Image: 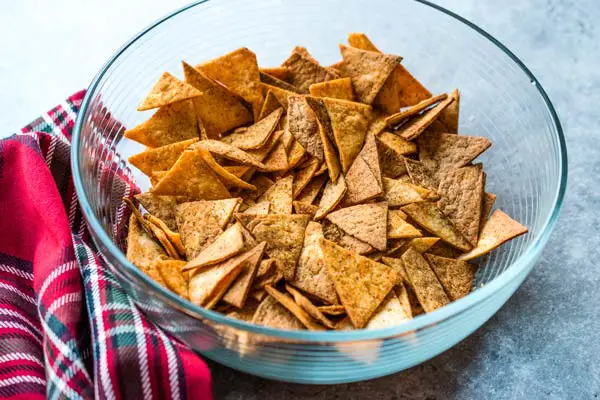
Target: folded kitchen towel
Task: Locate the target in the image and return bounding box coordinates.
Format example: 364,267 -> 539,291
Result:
0,91 -> 213,400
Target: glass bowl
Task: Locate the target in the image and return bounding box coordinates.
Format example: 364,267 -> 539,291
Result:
71,0 -> 567,384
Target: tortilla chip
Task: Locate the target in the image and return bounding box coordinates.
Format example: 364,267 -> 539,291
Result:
149,170 -> 167,187
396,94 -> 454,141
256,259 -> 277,279
347,32 -> 380,52
291,221 -> 338,304
126,215 -> 168,270
437,164 -> 485,245
326,202 -> 388,251
418,132 -> 492,172
182,62 -> 252,138
425,254 -> 476,301
296,174 -> 327,205
458,210 -> 528,261
323,97 -> 372,172
261,141 -> 289,172
480,192 -> 497,232
401,202 -> 472,252
401,248 -> 450,313
188,254 -> 245,309
304,96 -> 341,182
239,214 -> 310,280
128,138 -> 198,177
222,108 -> 282,150
244,201 -> 270,215
259,71 -> 302,93
251,263 -> 283,291
125,100 -> 198,148
196,48 -> 265,120
281,51 -> 339,93
249,289 -> 268,304
288,96 -> 324,161
251,294 -> 305,330
246,129 -> 285,162
259,83 -> 297,110
376,131 -> 417,156
293,159 -> 320,197
385,93 -> 448,126
377,147 -> 407,179
380,256 -> 407,285
341,135 -> 383,206
222,242 -> 267,308
292,201 -> 318,218
382,177 -> 432,207
403,158 -> 439,193
338,45 -> 401,104
144,214 -> 186,257
152,150 -> 231,200
285,284 -> 335,329
137,72 -> 201,111
321,220 -> 373,255
156,259 -> 188,299
193,140 -> 266,170
365,291 -> 411,329
196,147 -> 256,191
258,91 -> 283,121
135,193 -> 187,230
429,88 -> 460,134
388,210 -> 422,239
264,286 -> 325,330
260,67 -> 288,81
183,223 -> 245,272
318,305 -> 346,316
320,239 -> 397,328
314,175 -> 347,220
309,78 -> 355,101
246,175 -> 274,201
256,175 -> 293,214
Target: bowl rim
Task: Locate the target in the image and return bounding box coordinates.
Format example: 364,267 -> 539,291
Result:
71,0 -> 568,342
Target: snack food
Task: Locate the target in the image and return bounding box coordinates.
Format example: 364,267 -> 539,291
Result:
123,33 -> 527,332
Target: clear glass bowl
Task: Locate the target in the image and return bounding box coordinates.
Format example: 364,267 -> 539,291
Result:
71,0 -> 567,384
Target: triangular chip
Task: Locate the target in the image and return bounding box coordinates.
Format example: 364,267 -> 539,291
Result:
152,149 -> 231,200
429,88 -> 460,133
246,175 -> 275,201
458,210 -> 528,261
365,291 -> 411,329
309,78 -> 355,101
281,51 -> 339,93
246,130 -> 285,163
388,210 -> 422,239
418,132 -> 492,172
480,192 -> 497,232
251,294 -> 305,330
259,67 -> 288,81
183,223 -> 245,272
425,254 -> 476,301
401,248 -> 449,313
259,83 -> 296,110
285,284 -> 335,329
222,108 -> 282,150
342,133 -> 383,206
388,237 -> 440,257
377,146 -> 408,179
401,202 -> 472,252
376,131 -> 417,156
135,193 -> 188,230
222,242 -> 267,308
144,214 -> 186,257
296,174 -> 327,205
137,72 -> 201,111
382,177 -> 432,207
318,305 -> 346,316
437,164 -> 485,245
381,256 -> 407,285
256,175 -> 293,214
291,221 -> 338,305
261,141 -> 289,172
366,110 -> 389,138
244,201 -> 270,215
196,48 -> 265,120
196,147 -> 256,191
188,254 -> 245,309
288,96 -> 324,161
394,282 -> 414,320
156,260 -> 188,299
404,159 -> 439,195
321,220 -> 373,255
314,175 -> 347,220
339,44 -> 401,104
347,32 -> 380,52
182,62 -> 252,138
323,97 -> 372,172
264,286 -> 325,331
385,93 -> 448,126
125,100 -> 198,147
425,240 -> 462,259
128,138 -> 198,177
396,94 -> 455,141
293,158 -> 321,197
306,97 -> 342,182
258,91 -> 283,120
126,215 -> 168,271
249,289 -> 268,304
359,132 -> 383,188
285,140 -> 307,170
193,140 -> 266,170
292,201 -> 318,218
150,170 -> 168,187
326,202 -> 388,251
319,239 -> 398,328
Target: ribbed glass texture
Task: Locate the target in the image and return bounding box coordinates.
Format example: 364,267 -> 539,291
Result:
72,0 -> 567,383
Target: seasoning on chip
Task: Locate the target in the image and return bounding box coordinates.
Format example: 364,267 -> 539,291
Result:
128,138 -> 198,177
401,247 -> 450,313
137,72 -> 202,111
425,254 -> 476,301
309,78 -> 355,101
183,223 -> 245,272
327,202 -> 388,251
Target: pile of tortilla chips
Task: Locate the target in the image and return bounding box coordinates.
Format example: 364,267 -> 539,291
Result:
124,33 -> 528,332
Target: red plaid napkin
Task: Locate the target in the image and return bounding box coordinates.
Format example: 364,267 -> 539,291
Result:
0,91 -> 213,399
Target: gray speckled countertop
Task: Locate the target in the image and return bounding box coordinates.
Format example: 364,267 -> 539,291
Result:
207,1 -> 600,398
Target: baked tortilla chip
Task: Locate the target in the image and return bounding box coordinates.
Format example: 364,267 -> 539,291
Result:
137,72 -> 201,111
196,47 -> 265,120
314,175 -> 347,220
425,254 -> 476,301
365,291 -> 411,329
291,221 -> 338,304
222,241 -> 266,308
259,71 -> 302,93
292,201 -> 318,218
458,209 -> 528,261
260,67 -> 288,81
156,259 -> 189,299
286,140 -> 307,170
382,177 -> 432,207
296,174 -> 327,205
126,215 -> 169,271
251,294 -> 305,330
246,175 -> 274,201
193,140 -> 266,170
265,286 -> 325,331
135,193 -> 187,230
404,158 -> 439,193
401,202 -> 472,252
418,132 -> 492,172
376,131 -> 417,156
125,100 -> 198,147
339,44 -> 401,105
380,256 -> 407,285
260,83 -> 297,110
327,202 -> 388,251
262,141 -> 289,172
196,147 -> 256,191
319,239 -> 398,328
394,282 -> 414,319
309,77 -> 355,101
480,192 -> 497,232
240,214 -> 310,280
258,91 -> 283,120
281,51 -> 339,93
188,254 -> 245,309
144,214 -> 186,257
342,133 -> 383,206
256,175 -> 293,214
249,289 -> 268,303
285,284 -> 335,329
288,96 -> 324,161
293,158 -> 320,197
222,108 -> 282,150
183,223 -> 245,272
182,62 -> 252,138
152,150 -> 231,200
244,201 -> 270,215
388,210 -> 422,239
389,237 -> 440,257
437,164 -> 485,245
128,138 -> 198,177
318,305 -> 346,316
429,88 -> 460,134
306,97 -> 342,182
401,247 -> 450,313
347,32 -> 380,52
321,220 -> 374,255
377,147 -> 407,179
245,129 -> 285,162
323,97 -> 372,172
396,94 -> 454,141
385,93 -> 448,126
